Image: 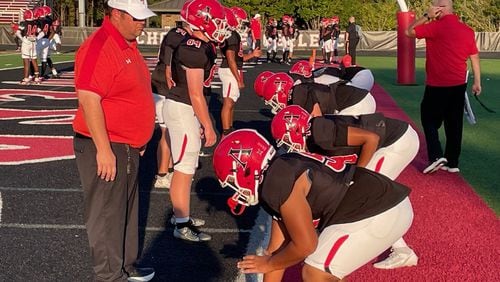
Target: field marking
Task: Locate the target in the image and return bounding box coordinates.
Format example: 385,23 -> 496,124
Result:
0,186 -> 229,196
0,223 -> 252,233
0,192 -> 2,223
0,60 -> 75,71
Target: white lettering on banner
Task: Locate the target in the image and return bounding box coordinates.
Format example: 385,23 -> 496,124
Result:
135,29 -> 348,49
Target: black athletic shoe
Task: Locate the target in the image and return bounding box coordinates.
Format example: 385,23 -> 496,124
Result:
127,267 -> 155,282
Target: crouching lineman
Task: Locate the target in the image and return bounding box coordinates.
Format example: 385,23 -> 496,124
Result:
213,129 -> 415,281
271,105 -> 420,269
289,58 -> 375,92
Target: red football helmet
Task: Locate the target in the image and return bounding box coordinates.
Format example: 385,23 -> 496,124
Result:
271,105 -> 311,152
342,54 -> 352,67
23,9 -> 34,21
331,16 -> 339,24
282,15 -> 291,24
34,7 -> 44,19
42,5 -> 52,16
321,17 -> 330,26
180,0 -> 193,22
230,6 -> 247,25
254,71 -> 275,98
182,0 -> 227,43
224,7 -> 238,31
213,129 -> 276,215
290,60 -> 313,78
262,72 -> 294,114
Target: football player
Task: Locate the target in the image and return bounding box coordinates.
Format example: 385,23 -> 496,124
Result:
265,17 -> 278,63
150,1 -> 193,189
164,0 -> 227,242
256,71 -> 376,116
17,9 -> 42,84
219,6 -> 261,138
330,16 -> 341,64
47,17 -> 61,78
289,59 -> 375,92
271,105 -> 420,269
280,15 -> 298,65
213,129 -> 414,281
320,17 -> 333,64
35,6 -> 53,79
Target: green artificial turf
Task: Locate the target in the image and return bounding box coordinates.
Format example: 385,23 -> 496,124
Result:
0,51 -> 75,69
360,56 -> 500,215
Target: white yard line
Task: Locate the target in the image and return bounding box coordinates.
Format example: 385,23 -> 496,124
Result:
0,223 -> 251,233
0,192 -> 2,223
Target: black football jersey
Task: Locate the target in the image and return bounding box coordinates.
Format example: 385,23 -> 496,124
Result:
290,81 -> 369,114
313,66 -> 345,78
19,20 -> 40,38
342,66 -> 366,81
259,153 -> 410,230
168,35 -> 217,104
321,25 -> 333,41
307,114 -> 409,155
220,30 -> 243,69
151,27 -> 190,96
39,17 -> 52,39
265,24 -> 278,39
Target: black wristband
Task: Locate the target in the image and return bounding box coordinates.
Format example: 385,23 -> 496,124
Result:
423,13 -> 431,21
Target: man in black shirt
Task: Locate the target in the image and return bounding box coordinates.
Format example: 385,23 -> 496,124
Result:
345,16 -> 360,65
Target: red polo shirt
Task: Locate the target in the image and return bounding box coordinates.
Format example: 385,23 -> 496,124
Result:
250,18 -> 262,40
415,14 -> 478,87
73,17 -> 155,148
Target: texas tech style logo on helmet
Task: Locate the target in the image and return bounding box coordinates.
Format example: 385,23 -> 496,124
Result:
213,129 -> 276,215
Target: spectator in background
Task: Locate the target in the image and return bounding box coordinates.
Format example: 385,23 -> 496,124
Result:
405,0 -> 481,174
345,16 -> 360,65
10,21 -> 20,51
250,13 -> 262,61
72,0 -> 156,280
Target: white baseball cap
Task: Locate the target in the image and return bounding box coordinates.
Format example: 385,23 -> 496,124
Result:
108,0 -> 156,20
254,14 -> 261,19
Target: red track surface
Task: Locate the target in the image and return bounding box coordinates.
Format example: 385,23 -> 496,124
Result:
283,83 -> 500,281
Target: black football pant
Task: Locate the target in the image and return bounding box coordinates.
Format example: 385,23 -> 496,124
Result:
421,84 -> 466,168
347,38 -> 359,64
74,136 -> 140,282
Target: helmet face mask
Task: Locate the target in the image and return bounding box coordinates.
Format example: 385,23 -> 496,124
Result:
262,73 -> 294,114
213,129 -> 276,215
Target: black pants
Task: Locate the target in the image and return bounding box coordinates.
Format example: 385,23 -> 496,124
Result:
421,84 -> 466,167
347,38 -> 359,64
74,136 -> 140,282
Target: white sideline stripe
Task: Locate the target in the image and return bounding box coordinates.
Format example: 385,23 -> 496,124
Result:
0,186 -> 229,196
0,223 -> 251,233
0,192 -> 2,223
235,208 -> 270,282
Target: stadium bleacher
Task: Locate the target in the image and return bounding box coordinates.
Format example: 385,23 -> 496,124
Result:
0,0 -> 35,24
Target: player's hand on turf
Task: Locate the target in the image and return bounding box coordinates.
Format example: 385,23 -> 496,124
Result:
96,150 -> 116,182
237,254 -> 272,274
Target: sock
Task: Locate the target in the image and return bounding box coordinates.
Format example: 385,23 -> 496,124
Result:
175,216 -> 190,224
